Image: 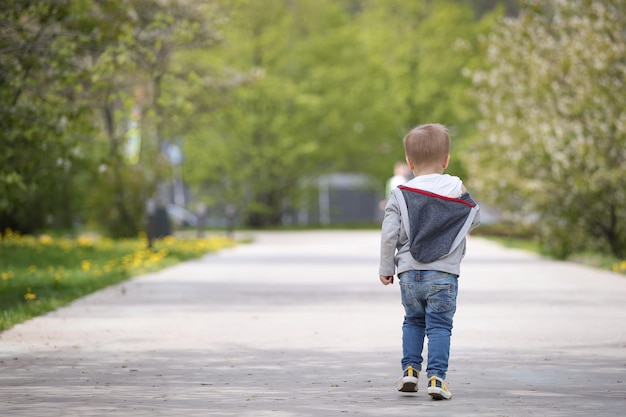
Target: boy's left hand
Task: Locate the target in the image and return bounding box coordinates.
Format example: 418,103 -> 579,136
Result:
379,275 -> 394,285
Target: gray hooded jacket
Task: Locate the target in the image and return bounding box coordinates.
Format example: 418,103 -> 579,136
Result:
379,185 -> 480,277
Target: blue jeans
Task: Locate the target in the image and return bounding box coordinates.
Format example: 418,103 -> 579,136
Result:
399,270 -> 458,380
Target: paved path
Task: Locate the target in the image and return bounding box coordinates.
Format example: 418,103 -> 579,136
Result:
1,231 -> 625,416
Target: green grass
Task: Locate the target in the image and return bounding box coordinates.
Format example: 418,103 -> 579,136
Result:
481,234 -> 626,276
568,252 -> 626,273
0,230 -> 235,332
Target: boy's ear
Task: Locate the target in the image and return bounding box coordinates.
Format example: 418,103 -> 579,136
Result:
443,154 -> 450,169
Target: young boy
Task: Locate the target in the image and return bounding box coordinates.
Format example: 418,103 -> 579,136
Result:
379,123 -> 480,400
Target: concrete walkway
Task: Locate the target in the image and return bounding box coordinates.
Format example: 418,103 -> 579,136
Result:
1,231 -> 625,416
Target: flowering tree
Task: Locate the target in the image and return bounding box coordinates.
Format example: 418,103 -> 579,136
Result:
466,0 -> 626,258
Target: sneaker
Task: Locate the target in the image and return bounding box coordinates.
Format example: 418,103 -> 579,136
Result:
427,376 -> 452,400
396,366 -> 419,392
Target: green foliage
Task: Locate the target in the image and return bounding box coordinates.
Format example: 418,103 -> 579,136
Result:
183,0 -> 497,227
466,0 -> 626,258
1,0 -> 225,236
83,165 -> 152,238
355,0 -> 501,179
0,1 -> 96,232
1,0 -> 507,232
185,0 -> 364,226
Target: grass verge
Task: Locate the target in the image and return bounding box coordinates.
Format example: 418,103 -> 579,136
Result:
483,235 -> 626,276
0,230 -> 235,332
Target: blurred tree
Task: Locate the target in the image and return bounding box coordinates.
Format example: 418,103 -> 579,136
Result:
356,0 -> 499,179
1,0 -> 503,232
184,0 -> 496,227
185,0 -> 376,227
0,0 -> 226,237
83,0 -> 225,237
466,0 -> 626,258
463,0 -> 519,17
0,1 -> 97,233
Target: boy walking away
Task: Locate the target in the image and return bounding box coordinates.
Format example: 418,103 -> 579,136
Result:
379,123 -> 480,400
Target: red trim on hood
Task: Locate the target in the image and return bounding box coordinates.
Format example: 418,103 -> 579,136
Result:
398,185 -> 476,208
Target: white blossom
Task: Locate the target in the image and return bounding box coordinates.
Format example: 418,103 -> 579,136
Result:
465,0 -> 626,257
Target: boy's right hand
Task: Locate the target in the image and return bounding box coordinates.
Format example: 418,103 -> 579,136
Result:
379,275 -> 394,285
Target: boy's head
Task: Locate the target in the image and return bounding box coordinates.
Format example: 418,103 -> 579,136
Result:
403,123 -> 450,172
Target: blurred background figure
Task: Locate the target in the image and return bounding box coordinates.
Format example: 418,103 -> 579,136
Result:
380,162 -> 412,211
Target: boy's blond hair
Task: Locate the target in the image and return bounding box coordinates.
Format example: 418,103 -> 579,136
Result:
403,123 -> 450,167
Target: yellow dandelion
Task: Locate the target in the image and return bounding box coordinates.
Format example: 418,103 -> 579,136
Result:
1,271 -> 14,281
38,234 -> 53,244
77,235 -> 95,247
4,228 -> 19,239
621,261 -> 626,271
24,288 -> 37,301
28,265 -> 37,273
81,260 -> 91,271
